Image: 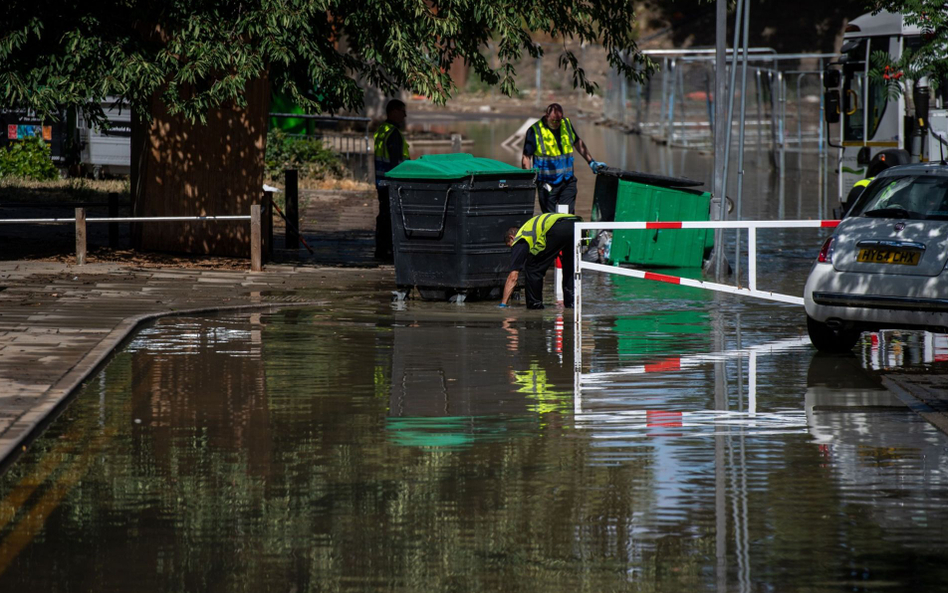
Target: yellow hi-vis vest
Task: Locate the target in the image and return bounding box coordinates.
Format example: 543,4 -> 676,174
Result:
853,178 -> 873,189
513,213 -> 579,255
373,122 -> 410,184
531,118 -> 576,185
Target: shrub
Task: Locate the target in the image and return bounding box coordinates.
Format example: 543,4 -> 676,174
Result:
0,136 -> 59,181
264,129 -> 347,182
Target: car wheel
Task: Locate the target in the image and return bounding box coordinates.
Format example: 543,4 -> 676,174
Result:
806,315 -> 861,353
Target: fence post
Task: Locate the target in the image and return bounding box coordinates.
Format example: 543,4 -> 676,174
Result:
75,207 -> 86,266
250,204 -> 262,272
108,193 -> 119,248
263,191 -> 274,261
535,53 -> 542,107
285,168 -> 299,249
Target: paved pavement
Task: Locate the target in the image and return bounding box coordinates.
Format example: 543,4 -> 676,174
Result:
0,261 -> 392,467
0,187 -> 394,467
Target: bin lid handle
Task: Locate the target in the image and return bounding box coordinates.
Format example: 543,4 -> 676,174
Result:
396,185 -> 453,236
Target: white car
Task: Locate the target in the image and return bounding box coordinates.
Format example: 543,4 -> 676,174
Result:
804,163 -> 948,352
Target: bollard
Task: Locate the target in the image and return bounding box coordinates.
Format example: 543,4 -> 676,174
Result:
555,204 -> 568,302
263,191 -> 274,261
75,207 -> 86,266
284,169 -> 299,250
451,133 -> 462,153
108,193 -> 119,248
250,204 -> 262,272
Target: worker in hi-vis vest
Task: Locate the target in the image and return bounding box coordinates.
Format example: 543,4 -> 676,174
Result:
499,213 -> 581,310
521,103 -> 606,214
373,99 -> 410,262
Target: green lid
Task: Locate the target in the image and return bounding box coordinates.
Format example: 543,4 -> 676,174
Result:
386,153 -> 534,180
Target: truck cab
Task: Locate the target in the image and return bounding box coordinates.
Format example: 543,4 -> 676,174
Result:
825,10 -> 947,206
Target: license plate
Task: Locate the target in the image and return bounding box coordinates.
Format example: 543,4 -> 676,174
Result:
856,248 -> 921,265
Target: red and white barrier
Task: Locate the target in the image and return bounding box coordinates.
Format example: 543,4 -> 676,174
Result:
571,219 -> 839,394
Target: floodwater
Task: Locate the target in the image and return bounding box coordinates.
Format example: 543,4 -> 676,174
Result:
2,121 -> 947,591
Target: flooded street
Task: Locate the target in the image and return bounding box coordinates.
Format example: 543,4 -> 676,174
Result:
0,283 -> 946,591
1,121 -> 947,591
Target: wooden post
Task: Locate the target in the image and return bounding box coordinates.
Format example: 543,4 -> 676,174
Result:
263,191 -> 273,261
285,169 -> 299,249
75,207 -> 86,266
250,204 -> 262,272
108,193 -> 119,248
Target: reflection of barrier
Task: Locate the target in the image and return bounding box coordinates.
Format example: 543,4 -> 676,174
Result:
577,335 -> 811,415
572,219 -> 839,391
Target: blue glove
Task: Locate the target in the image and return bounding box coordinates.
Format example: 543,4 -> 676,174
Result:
498,303 -> 509,308
590,160 -> 607,173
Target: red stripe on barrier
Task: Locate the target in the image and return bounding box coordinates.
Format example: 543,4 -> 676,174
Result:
644,271 -> 681,285
821,220 -> 840,228
644,357 -> 681,373
645,221 -> 683,229
646,410 -> 683,428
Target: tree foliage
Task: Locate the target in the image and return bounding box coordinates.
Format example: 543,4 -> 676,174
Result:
1,1 -> 655,124
0,135 -> 59,180
868,0 -> 948,94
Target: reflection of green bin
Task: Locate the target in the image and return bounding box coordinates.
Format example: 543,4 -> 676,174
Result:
593,169 -> 713,268
610,272 -> 711,362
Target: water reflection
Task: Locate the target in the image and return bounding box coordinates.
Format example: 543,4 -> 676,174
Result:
0,309 -> 945,592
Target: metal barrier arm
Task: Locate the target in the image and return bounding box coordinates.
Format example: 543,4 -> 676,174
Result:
0,211 -> 264,271
0,215 -> 252,224
581,260 -> 804,306
572,218 -> 840,399
573,219 -> 838,304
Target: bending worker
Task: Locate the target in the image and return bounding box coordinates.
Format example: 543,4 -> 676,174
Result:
373,99 -> 410,262
500,213 -> 580,310
521,103 -> 606,214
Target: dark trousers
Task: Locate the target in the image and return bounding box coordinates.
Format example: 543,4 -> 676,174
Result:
538,177 -> 577,214
375,187 -> 392,258
524,218 -> 576,309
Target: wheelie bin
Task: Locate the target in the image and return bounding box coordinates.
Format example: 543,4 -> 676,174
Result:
592,167 -> 714,268
384,153 -> 536,300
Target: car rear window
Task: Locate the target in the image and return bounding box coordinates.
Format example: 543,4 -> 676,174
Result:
852,175 -> 948,220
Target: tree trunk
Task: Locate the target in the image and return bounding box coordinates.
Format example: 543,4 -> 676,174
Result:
130,76 -> 270,257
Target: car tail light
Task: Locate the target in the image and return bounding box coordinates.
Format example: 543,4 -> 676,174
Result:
817,237 -> 835,263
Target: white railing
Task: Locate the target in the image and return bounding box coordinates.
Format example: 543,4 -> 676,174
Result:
571,219 -> 840,387
0,208 -> 264,271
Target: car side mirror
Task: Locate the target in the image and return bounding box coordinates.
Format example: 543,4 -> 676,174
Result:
824,90 -> 840,124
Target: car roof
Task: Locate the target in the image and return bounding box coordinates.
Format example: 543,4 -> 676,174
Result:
876,162 -> 948,178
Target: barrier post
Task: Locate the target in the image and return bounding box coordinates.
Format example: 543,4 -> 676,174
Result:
75,208 -> 86,266
748,226 -> 757,291
250,205 -> 262,272
555,204 -> 568,302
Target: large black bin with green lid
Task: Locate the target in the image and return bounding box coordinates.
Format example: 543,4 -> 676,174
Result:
383,153 -> 536,300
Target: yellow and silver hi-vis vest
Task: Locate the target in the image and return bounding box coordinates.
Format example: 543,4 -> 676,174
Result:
373,122 -> 410,186
531,118 -> 576,185
513,213 -> 579,255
